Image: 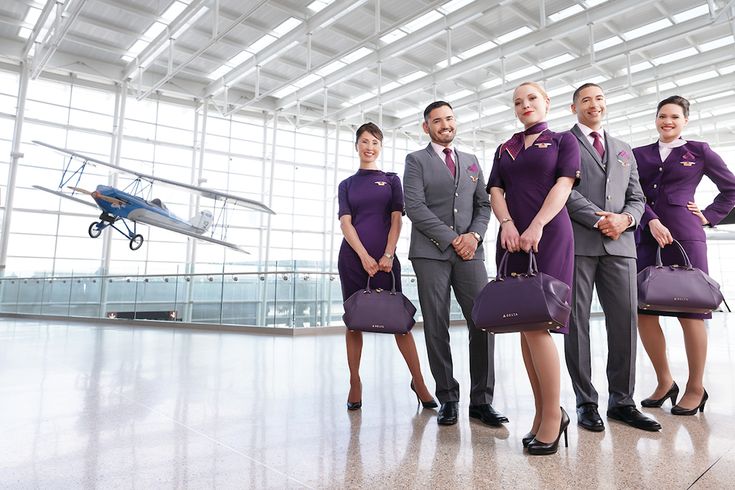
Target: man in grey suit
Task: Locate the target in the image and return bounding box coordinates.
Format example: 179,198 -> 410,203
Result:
404,101 -> 507,427
565,83 -> 661,432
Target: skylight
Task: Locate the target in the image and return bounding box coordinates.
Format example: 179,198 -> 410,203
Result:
395,107 -> 422,120
622,19 -> 673,41
549,5 -> 584,23
293,74 -> 321,88
403,10 -> 443,33
538,53 -> 575,70
205,18 -> 302,80
652,47 -> 698,66
398,71 -> 427,84
480,78 -> 502,90
438,0 -> 475,15
677,70 -> 718,85
583,0 -> 609,7
340,47 -> 373,64
316,60 -> 346,77
506,65 -> 540,82
593,36 -> 623,51
496,26 -> 533,44
435,56 -> 463,69
546,84 -> 575,98
460,40 -> 497,59
696,90 -> 735,103
626,61 -> 654,74
605,93 -> 635,104
307,0 -> 334,13
641,81 -> 677,94
122,1 -> 198,64
380,29 -> 407,45
447,89 -> 474,100
673,4 -> 709,23
700,36 -> 735,52
271,85 -> 299,99
18,6 -> 42,39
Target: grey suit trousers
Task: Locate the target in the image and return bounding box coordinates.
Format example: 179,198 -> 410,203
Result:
412,256 -> 495,405
564,254 -> 638,409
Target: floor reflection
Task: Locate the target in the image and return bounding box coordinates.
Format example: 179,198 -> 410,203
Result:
0,315 -> 733,488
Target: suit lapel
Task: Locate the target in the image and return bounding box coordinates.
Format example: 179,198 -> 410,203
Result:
603,131 -> 612,174
572,124 -> 605,171
426,143 -> 458,183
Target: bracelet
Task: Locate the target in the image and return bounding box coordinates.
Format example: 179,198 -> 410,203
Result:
383,253 -> 393,259
500,217 -> 513,227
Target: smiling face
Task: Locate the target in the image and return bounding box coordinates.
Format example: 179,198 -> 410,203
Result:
355,129 -> 381,165
422,104 -> 456,146
656,103 -> 688,143
513,83 -> 549,128
571,85 -> 606,130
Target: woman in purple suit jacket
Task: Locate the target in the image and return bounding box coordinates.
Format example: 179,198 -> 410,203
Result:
633,95 -> 735,416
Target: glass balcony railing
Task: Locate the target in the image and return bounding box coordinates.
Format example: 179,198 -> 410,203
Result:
0,267 -> 458,328
0,264 -> 618,329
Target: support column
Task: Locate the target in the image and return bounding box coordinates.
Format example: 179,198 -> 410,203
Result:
0,61 -> 30,277
184,99 -> 207,322
98,80 -> 127,316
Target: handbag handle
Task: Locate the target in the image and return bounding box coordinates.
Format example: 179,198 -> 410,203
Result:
655,239 -> 693,270
364,270 -> 397,293
496,250 -> 539,280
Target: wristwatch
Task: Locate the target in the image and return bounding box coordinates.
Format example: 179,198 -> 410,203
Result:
383,252 -> 393,259
470,232 -> 482,244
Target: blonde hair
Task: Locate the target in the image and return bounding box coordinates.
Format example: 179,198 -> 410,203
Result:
513,81 -> 549,101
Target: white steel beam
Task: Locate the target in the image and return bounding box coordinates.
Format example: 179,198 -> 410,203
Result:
334,0 -> 651,123
31,0 -> 88,79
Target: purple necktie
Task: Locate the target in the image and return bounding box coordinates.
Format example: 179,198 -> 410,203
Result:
590,131 -> 605,159
443,148 -> 456,177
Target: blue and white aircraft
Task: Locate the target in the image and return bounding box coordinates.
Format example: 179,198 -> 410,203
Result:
32,141 -> 274,253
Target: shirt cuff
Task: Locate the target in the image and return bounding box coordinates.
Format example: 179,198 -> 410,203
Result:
623,212 -> 636,229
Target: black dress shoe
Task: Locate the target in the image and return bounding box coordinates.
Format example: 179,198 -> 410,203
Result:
527,407 -> 570,456
607,405 -> 661,431
522,431 -> 536,448
641,382 -> 680,408
577,403 -> 604,432
468,404 -> 509,427
346,400 -> 362,411
437,401 -> 459,425
671,389 -> 708,416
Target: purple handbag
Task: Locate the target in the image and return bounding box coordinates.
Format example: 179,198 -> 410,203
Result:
638,240 -> 723,314
471,251 -> 571,334
342,271 -> 417,334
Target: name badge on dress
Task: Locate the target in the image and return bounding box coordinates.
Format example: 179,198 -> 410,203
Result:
680,161 -> 696,167
374,181 -> 388,186
534,143 -> 550,149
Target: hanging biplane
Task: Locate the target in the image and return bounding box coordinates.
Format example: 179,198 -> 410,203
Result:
32,140 -> 274,253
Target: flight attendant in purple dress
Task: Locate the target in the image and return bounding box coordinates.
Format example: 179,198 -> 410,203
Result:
338,122 -> 436,411
633,95 -> 735,415
487,82 -> 580,455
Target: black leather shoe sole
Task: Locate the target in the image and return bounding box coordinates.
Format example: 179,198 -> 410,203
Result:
577,419 -> 605,432
468,408 -> 507,427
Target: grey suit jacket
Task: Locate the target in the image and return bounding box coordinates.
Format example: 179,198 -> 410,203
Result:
566,124 -> 645,258
404,144 -> 490,260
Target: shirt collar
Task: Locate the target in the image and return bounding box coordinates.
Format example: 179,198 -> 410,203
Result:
577,122 -> 604,138
658,138 -> 687,149
430,141 -> 454,156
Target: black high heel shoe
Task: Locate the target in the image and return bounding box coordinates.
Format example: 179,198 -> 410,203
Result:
527,407 -> 569,456
346,400 -> 362,411
522,431 -> 536,448
641,382 -> 679,408
410,381 -> 438,409
671,389 -> 708,416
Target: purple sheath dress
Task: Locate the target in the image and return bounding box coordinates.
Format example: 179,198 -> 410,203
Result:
487,130 -> 581,334
337,169 -> 405,301
633,140 -> 735,319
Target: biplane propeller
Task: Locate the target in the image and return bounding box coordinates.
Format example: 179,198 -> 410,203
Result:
32,141 -> 275,253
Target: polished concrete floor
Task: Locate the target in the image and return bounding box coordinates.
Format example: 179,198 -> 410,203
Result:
1,315 -> 733,489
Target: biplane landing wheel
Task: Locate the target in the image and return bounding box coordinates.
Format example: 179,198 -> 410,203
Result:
88,222 -> 103,238
129,234 -> 144,250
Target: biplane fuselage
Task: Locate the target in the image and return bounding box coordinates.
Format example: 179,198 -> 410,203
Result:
91,185 -> 210,235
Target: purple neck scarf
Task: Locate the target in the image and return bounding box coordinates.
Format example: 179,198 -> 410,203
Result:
501,121 -> 549,160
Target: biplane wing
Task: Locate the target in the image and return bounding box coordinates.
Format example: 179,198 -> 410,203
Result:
33,185 -> 99,209
32,140 -> 275,214
132,214 -> 249,253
